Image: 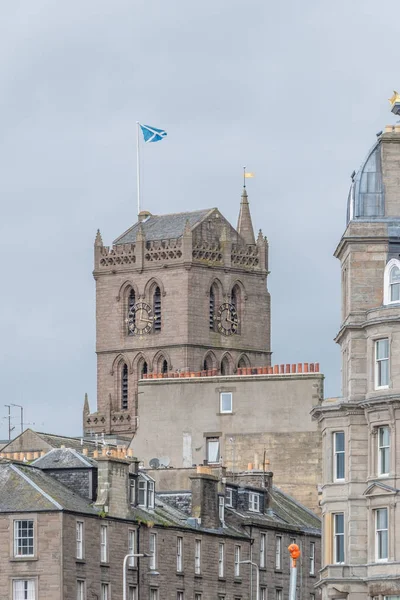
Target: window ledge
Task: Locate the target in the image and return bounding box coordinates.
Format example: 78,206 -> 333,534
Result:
234,577 -> 242,583
218,412 -> 234,416
176,571 -> 184,576
194,574 -> 202,579
218,577 -> 227,582
274,569 -> 283,573
100,562 -> 110,567
10,557 -> 38,562
76,559 -> 86,564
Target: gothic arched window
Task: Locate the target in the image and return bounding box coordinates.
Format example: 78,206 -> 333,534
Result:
221,356 -> 230,375
139,361 -> 148,379
238,354 -> 250,369
153,287 -> 161,332
121,363 -> 128,410
162,359 -> 168,374
127,289 -> 136,334
231,284 -> 242,334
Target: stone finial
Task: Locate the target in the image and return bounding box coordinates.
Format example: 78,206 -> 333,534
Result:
237,187 -> 255,245
183,219 -> 192,236
95,229 -> 103,246
220,225 -> 231,243
83,393 -> 90,415
136,222 -> 145,242
257,229 -> 264,244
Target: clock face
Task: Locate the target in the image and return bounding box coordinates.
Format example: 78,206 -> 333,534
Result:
127,302 -> 156,336
215,302 -> 239,336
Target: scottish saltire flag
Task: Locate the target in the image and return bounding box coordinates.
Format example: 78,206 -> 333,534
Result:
139,123 -> 167,143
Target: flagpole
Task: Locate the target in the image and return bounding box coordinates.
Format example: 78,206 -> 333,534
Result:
136,121 -> 141,216
243,165 -> 246,188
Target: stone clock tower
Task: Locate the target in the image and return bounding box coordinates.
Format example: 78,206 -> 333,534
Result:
84,188 -> 271,435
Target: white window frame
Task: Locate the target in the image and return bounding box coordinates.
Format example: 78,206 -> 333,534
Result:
138,479 -> 147,507
275,535 -> 282,570
260,532 -> 266,568
13,579 -> 36,600
206,437 -> 220,464
375,338 -> 389,389
129,478 -> 136,504
149,532 -> 157,570
260,588 -> 267,600
218,543 -> 225,577
249,492 -> 260,513
148,480 -> 155,509
234,545 -> 241,577
177,593 -> 184,600
219,496 -> 225,523
375,507 -> 389,562
333,431 -> 345,481
195,595 -> 202,600
226,488 -> 233,507
128,529 -> 136,567
76,521 -> 84,560
13,520 -> 34,558
177,536 -> 183,572
383,258 -> 400,305
333,512 -> 345,564
310,541 -> 315,575
100,525 -> 108,563
100,583 -> 110,600
76,580 -> 85,600
220,392 -> 233,413
150,590 -> 159,600
378,426 -> 390,476
195,539 -> 201,575
128,587 -> 137,600
276,590 -> 282,600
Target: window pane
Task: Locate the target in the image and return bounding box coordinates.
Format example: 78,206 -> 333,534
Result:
391,282 -> 400,301
390,266 -> 400,283
335,431 -> 344,452
376,339 -> 389,359
335,513 -> 344,534
380,426 -> 390,447
379,360 -> 389,386
207,439 -> 220,463
220,393 -> 232,412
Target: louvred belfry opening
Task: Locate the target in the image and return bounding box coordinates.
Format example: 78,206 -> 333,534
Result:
209,288 -> 215,330
154,287 -> 161,331
128,289 -> 135,334
121,363 -> 128,410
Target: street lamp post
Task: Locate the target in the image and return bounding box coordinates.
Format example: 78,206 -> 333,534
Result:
239,559 -> 259,600
123,552 -> 158,600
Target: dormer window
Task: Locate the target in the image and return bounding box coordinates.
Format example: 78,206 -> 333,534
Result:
248,492 -> 260,513
226,488 -> 233,507
138,475 -> 155,509
383,259 -> 400,305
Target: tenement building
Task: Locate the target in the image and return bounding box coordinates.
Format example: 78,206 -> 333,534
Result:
312,113 -> 400,597
0,444 -> 320,600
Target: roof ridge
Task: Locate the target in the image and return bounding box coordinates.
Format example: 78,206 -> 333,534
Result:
10,464 -> 63,510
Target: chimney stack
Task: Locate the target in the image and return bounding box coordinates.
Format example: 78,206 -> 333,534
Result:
95,455 -> 132,519
190,467 -> 220,529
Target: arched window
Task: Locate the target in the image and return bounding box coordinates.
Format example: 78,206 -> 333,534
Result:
230,284 -> 242,335
384,259 -> 400,305
221,356 -> 231,375
238,354 -> 250,369
121,363 -> 128,410
162,359 -> 168,374
209,287 -> 215,330
390,266 -> 400,302
153,287 -> 161,331
127,289 -> 136,334
139,361 -> 148,379
203,352 -> 216,372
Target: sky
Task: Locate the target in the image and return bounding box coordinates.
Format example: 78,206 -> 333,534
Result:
0,0 -> 399,438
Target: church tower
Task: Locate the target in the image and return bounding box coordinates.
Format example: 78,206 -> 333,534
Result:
312,102 -> 400,598
84,188 -> 270,435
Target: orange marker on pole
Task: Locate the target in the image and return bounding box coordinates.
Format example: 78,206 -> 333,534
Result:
288,544 -> 301,599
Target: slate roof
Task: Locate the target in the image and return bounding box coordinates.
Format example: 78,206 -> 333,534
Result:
31,447 -> 97,470
113,209 -> 214,245
1,429 -> 126,455
0,462 -> 98,515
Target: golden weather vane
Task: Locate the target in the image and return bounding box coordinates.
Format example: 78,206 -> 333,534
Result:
389,91 -> 400,116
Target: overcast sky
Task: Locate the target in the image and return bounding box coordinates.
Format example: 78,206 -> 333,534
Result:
0,0 -> 398,438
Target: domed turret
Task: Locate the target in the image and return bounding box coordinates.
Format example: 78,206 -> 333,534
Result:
347,126 -> 400,225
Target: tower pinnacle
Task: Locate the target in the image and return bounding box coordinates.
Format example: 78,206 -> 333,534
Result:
237,186 -> 255,245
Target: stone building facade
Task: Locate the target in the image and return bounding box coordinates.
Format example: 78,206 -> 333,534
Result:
0,445 -> 320,600
85,189 -> 270,435
132,367 -> 323,511
312,123 -> 400,598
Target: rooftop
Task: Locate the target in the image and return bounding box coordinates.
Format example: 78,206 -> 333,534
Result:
113,208 -> 214,244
